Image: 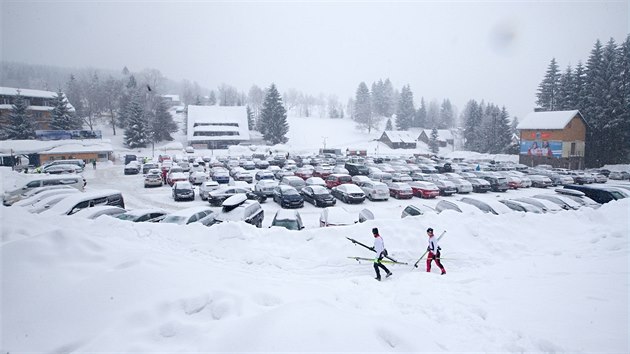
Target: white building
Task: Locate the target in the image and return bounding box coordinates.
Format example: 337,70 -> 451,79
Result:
186,105 -> 250,149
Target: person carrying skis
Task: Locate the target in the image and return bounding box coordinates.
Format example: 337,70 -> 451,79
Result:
372,227 -> 392,281
426,228 -> 446,275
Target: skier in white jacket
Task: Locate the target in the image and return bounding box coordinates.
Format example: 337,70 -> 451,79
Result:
372,227 -> 392,281
426,227 -> 446,275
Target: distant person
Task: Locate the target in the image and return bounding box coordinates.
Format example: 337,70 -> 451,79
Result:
426,228 -> 446,275
372,227 -> 392,281
92,160 -> 97,169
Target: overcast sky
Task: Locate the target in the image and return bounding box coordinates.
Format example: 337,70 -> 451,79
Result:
2,0 -> 628,120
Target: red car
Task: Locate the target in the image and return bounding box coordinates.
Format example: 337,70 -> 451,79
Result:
388,182 -> 413,199
295,168 -> 313,180
409,181 -> 440,199
325,173 -> 353,189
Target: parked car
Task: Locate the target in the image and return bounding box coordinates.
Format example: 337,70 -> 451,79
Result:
528,175 -> 553,188
172,181 -> 195,201
124,161 -> 141,175
199,180 -> 220,200
280,175 -> 307,191
351,175 -> 372,187
167,172 -> 188,186
568,171 -> 594,184
435,199 -> 482,214
499,199 -> 544,213
481,176 -> 509,192
270,209 -> 304,230
391,173 -> 412,183
464,177 -> 492,193
533,194 -> 582,210
255,170 -> 275,181
401,204 -> 436,218
213,194 -> 264,228
345,163 -> 369,176
325,173 -> 353,189
41,159 -> 86,170
40,189 -> 124,216
255,160 -> 270,169
3,175 -> 86,206
305,176 -> 326,187
234,171 -> 254,183
368,172 -> 393,185
459,197 -> 512,215
447,178 -> 473,194
254,179 -> 279,197
331,184 -> 366,204
11,185 -> 79,207
388,182 -> 413,199
512,196 -> 563,213
212,170 -> 231,184
115,208 -> 167,222
27,193 -> 79,214
300,185 -> 336,207
189,171 -> 207,185
294,167 -> 313,180
161,206 -> 215,225
563,184 -> 628,204
207,186 -> 264,206
432,180 -> 458,196
142,162 -> 159,174
71,205 -> 126,219
319,206 -> 357,227
359,180 -> 390,201
548,173 -> 574,186
144,172 -> 163,188
408,181 -> 440,199
313,165 -> 334,179
554,189 -> 601,209
272,185 -> 304,208
42,164 -> 83,174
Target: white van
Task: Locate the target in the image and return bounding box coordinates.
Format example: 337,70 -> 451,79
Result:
3,175 -> 86,206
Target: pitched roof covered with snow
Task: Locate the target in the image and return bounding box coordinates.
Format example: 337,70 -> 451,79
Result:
186,105 -> 250,142
0,86 -> 75,112
0,139 -> 112,155
517,110 -> 583,130
382,131 -> 418,143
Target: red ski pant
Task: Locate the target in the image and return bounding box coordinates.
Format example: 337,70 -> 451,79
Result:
426,251 -> 445,273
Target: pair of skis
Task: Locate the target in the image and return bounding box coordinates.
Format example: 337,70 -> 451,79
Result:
346,237 -> 408,265
346,230 -> 447,268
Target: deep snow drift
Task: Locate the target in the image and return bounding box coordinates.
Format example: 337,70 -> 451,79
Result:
2,195 -> 628,352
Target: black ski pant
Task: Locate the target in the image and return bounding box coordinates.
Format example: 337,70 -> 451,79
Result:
374,258 -> 390,279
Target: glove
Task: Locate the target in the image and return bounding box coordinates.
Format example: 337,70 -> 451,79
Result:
438,246 -> 442,251
427,246 -> 431,251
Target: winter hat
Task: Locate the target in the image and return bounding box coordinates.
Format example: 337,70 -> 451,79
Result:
372,227 -> 379,235
427,227 -> 433,233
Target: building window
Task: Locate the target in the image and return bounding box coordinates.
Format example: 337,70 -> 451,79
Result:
570,142 -> 576,155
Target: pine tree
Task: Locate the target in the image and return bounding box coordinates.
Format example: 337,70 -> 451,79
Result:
536,58 -> 560,110
148,96 -> 178,142
556,65 -> 575,110
354,82 -> 376,133
246,105 -> 255,130
395,85 -> 415,130
123,92 -> 148,149
385,118 -> 393,130
598,38 -> 624,164
463,99 -> 483,152
259,84 -> 289,145
415,97 -> 427,128
429,128 -> 439,154
497,107 -> 513,153
208,91 -> 217,105
618,35 -> 630,163
5,90 -> 36,140
573,62 -> 587,112
118,75 -> 138,129
65,74 -> 85,125
584,39 -> 608,166
49,88 -> 75,130
439,99 -> 454,128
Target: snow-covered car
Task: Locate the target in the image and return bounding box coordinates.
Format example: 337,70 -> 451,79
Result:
533,194 -> 582,210
70,205 -> 126,219
207,187 -> 264,206
359,180 -> 390,201
512,197 -> 563,213
319,206 -> 357,227
351,175 -> 372,187
390,173 -> 412,183
124,161 -> 141,175
12,186 -> 79,207
254,179 -> 279,197
172,181 -> 195,201
272,185 -> 304,209
300,185 -> 336,207
280,176 -> 306,191
115,209 -> 167,222
160,206 -> 215,225
447,178 -> 473,194
167,172 -> 188,186
271,209 -> 304,230
213,194 -> 264,228
26,193 -> 77,214
388,182 -> 413,199
305,176 -> 326,187
464,177 -> 491,193
144,172 -> 163,188
459,197 -> 513,215
401,204 -> 436,218
331,184 -> 366,204
408,181 -> 440,199
40,189 -> 124,216
234,171 -> 254,183
42,164 -> 83,174
528,175 -> 553,188
294,168 -> 313,180
499,199 -> 544,213
189,171 -> 207,185
199,180 -> 221,200
255,170 -> 275,181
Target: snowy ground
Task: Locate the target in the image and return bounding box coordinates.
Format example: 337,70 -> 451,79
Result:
1,116 -> 629,353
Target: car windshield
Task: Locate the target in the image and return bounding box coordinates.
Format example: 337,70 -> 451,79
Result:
284,189 -> 299,195
273,219 -> 299,230
116,213 -> 139,221
312,188 -> 329,195
161,215 -> 188,224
